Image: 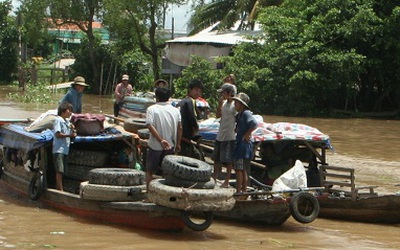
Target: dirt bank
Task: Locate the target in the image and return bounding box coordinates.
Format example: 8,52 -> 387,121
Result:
327,152 -> 400,193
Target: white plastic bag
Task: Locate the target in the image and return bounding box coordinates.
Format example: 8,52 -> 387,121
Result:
272,160 -> 307,191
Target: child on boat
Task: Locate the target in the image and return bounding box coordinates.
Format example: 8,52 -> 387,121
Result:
232,92 -> 258,196
53,102 -> 77,191
212,83 -> 237,188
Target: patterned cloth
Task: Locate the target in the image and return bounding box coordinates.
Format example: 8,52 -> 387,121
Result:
199,118 -> 332,147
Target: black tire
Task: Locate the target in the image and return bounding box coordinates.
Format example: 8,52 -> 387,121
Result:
29,173 -> 44,200
80,181 -> 145,201
137,128 -> 150,139
289,192 -> 320,224
68,149 -> 108,167
148,179 -> 235,212
124,118 -> 147,133
182,211 -> 213,231
88,168 -> 144,186
164,174 -> 215,189
66,164 -> 97,181
161,155 -> 212,182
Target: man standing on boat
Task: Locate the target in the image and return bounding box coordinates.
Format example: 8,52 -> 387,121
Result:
145,87 -> 182,189
114,74 -> 133,117
176,79 -> 204,160
212,83 -> 237,188
59,76 -> 88,114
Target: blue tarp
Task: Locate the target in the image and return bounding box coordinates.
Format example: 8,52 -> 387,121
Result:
0,124 -> 132,152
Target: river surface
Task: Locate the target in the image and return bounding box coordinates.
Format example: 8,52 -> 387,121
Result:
1,86 -> 399,249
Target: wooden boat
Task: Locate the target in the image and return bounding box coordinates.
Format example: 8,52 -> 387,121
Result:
317,165 -> 400,224
132,119 -> 328,226
0,118 -> 32,126
0,122 -> 219,231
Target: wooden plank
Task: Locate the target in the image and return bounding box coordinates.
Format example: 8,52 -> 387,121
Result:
323,172 -> 354,180
323,181 -> 353,187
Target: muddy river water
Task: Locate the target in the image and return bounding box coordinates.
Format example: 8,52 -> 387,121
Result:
1,86 -> 399,249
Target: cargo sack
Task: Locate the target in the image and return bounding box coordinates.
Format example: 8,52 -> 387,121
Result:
71,113 -> 105,135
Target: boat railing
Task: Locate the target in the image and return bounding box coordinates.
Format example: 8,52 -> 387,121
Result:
319,165 -> 378,201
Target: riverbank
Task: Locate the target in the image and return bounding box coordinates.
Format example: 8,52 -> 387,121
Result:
327,152 -> 400,193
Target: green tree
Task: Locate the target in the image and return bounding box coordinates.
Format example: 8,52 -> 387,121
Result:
181,0 -> 400,116
103,0 -> 186,81
19,0 -> 104,94
0,1 -> 18,83
188,0 -> 283,35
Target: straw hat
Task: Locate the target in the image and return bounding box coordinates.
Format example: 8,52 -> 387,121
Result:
122,74 -> 129,81
72,76 -> 89,87
232,92 -> 250,109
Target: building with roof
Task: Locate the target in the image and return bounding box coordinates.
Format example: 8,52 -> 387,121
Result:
163,22 -> 262,76
47,20 -> 110,55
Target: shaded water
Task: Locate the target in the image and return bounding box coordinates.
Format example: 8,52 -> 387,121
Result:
1,86 -> 400,249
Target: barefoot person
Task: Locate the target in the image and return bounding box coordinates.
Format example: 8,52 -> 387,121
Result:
232,93 -> 258,196
212,83 -> 237,187
52,102 -> 77,191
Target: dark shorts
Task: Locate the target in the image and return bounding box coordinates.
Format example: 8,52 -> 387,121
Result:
146,147 -> 174,172
53,153 -> 68,174
212,140 -> 235,164
234,158 -> 251,173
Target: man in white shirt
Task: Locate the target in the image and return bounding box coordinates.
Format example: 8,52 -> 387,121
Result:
145,87 -> 182,189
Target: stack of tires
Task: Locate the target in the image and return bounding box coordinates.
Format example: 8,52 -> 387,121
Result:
79,168 -> 146,202
67,149 -> 109,181
148,155 -> 236,230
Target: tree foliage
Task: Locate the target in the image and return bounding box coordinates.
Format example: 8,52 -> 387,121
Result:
19,0 -> 104,93
188,0 -> 282,35
103,0 -> 186,81
181,0 -> 400,116
0,1 -> 18,83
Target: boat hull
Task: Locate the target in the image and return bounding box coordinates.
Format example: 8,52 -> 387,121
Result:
0,165 -> 185,231
318,195 -> 400,224
214,198 -> 291,226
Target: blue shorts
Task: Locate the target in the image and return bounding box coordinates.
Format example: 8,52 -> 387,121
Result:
146,147 -> 174,172
212,140 -> 235,164
53,153 -> 68,174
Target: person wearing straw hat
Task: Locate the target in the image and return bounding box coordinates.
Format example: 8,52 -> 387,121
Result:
114,74 -> 133,117
59,76 -> 89,114
232,92 -> 258,197
153,79 -> 169,92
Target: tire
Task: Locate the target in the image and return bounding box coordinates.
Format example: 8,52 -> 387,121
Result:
137,128 -> 150,139
164,174 -> 215,189
88,168 -> 145,186
182,211 -> 213,231
124,118 -> 147,133
161,155 -> 212,182
68,149 -> 108,167
289,192 -> 320,224
66,164 -> 97,181
29,173 -> 44,200
80,181 -> 145,201
148,179 -> 235,212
